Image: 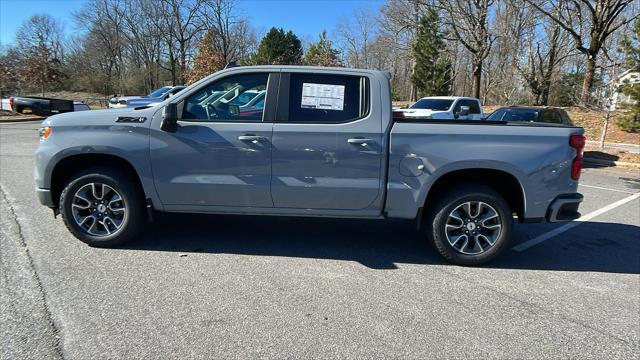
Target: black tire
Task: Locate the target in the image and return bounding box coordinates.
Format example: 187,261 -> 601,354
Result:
59,167 -> 145,247
426,184 -> 512,266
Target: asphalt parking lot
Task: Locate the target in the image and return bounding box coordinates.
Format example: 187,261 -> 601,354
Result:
1,121 -> 639,359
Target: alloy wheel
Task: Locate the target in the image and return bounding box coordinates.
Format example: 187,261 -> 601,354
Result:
444,201 -> 502,255
71,183 -> 127,237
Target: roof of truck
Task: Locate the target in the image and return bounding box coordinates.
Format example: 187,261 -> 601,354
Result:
190,65 -> 390,89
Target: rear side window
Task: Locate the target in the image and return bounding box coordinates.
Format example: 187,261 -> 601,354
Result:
286,73 -> 368,122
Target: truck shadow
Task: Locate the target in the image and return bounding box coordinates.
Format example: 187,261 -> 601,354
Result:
583,151 -> 619,169
123,213 -> 640,274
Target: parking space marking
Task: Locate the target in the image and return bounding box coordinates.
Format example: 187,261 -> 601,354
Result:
512,192 -> 640,252
579,183 -> 635,194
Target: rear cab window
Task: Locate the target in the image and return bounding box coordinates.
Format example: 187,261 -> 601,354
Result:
279,73 -> 369,123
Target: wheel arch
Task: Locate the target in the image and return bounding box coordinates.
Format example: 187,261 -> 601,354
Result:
422,168 -> 526,221
50,153 -> 148,210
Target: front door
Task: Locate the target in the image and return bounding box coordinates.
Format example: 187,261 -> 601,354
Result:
150,72 -> 276,208
270,72 -> 383,211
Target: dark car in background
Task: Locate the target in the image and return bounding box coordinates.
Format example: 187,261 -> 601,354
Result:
2,96 -> 91,116
486,106 -> 573,126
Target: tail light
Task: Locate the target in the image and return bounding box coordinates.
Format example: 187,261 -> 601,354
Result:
392,110 -> 405,120
8,97 -> 14,110
569,134 -> 585,180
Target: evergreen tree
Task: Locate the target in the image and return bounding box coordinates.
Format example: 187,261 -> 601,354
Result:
303,30 -> 342,67
411,8 -> 451,97
617,20 -> 640,132
247,28 -> 303,65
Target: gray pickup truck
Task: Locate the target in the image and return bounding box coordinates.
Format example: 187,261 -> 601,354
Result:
35,66 -> 585,265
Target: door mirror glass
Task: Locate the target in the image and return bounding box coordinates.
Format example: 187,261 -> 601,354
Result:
459,105 -> 470,116
161,103 -> 178,132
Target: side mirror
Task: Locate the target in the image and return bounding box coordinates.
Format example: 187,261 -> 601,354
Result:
459,106 -> 470,117
161,103 -> 178,132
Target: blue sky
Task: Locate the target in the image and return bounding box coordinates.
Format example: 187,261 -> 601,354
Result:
0,0 -> 384,47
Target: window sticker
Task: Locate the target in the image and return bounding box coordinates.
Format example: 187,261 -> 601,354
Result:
301,83 -> 345,111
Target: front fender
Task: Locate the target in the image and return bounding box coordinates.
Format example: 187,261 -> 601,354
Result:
35,123 -> 163,211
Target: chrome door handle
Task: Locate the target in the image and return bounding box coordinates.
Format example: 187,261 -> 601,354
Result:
347,138 -> 374,145
238,135 -> 265,141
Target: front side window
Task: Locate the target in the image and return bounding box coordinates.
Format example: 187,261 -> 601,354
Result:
287,73 -> 367,122
454,100 -> 481,115
183,73 -> 269,122
467,100 -> 481,114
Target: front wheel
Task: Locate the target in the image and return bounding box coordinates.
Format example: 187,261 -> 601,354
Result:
59,167 -> 145,247
427,185 -> 512,266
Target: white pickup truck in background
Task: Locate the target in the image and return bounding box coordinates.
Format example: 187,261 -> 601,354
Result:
397,96 -> 484,120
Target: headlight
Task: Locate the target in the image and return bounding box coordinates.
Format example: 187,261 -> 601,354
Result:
39,126 -> 52,142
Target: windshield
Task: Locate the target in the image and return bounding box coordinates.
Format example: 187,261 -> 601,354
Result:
410,99 -> 454,111
148,86 -> 172,98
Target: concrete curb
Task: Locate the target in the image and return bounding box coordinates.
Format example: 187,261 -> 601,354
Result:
584,157 -> 640,168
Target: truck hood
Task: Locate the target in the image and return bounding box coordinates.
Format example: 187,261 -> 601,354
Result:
398,109 -> 453,118
400,109 -> 435,116
43,107 -> 159,128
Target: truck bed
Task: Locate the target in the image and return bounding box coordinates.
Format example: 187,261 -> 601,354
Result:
385,120 -> 583,220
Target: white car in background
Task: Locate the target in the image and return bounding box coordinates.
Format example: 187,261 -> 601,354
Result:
108,86 -> 185,109
397,96 -> 484,120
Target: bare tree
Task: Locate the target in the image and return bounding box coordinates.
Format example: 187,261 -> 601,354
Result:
526,0 -> 638,105
158,0 -> 205,83
482,0 -> 535,104
199,0 -> 256,65
75,0 -> 128,93
439,0 -> 496,98
336,8 -> 377,68
520,17 -> 572,105
15,14 -> 65,61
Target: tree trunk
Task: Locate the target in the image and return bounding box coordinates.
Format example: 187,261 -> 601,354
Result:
581,55 -> 596,105
471,61 -> 482,98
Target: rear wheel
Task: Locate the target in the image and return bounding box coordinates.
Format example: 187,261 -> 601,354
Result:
426,185 -> 512,265
59,167 -> 145,247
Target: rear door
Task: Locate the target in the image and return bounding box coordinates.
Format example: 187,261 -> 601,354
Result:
270,72 -> 384,211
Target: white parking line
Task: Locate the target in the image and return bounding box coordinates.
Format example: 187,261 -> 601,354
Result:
579,184 -> 635,194
512,192 -> 640,252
